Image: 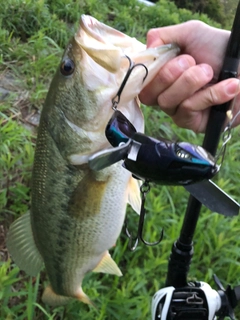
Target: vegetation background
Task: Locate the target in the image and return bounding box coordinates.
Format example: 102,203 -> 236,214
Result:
0,0 -> 240,319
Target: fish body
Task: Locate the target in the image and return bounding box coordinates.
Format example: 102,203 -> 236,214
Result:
7,15 -> 179,306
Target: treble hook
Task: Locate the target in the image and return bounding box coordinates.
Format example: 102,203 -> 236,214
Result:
112,55 -> 149,110
126,181 -> 164,251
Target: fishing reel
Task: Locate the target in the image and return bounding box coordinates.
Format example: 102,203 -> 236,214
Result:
151,276 -> 240,320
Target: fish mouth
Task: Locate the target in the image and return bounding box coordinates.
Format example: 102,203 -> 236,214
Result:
78,14 -> 146,57
79,15 -> 128,46
73,15 -> 180,137
80,15 -> 105,43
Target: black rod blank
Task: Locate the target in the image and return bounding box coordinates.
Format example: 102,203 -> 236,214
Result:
166,0 -> 240,287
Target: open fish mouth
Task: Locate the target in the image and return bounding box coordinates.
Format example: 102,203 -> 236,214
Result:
79,14 -> 146,50
75,15 -> 179,73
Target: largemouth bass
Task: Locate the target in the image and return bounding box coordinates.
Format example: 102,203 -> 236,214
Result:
7,15 -> 179,306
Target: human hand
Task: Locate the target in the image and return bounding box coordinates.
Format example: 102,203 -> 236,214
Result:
139,21 -> 240,132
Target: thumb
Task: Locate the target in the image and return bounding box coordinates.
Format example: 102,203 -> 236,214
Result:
146,20 -> 211,49
146,23 -> 187,48
147,22 -> 195,48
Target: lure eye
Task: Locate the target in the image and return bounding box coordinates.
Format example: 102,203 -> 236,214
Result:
60,58 -> 75,76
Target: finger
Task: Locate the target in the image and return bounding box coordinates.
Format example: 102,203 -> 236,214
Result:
146,21 -> 205,48
139,54 -> 196,106
146,23 -> 189,48
146,21 -> 230,74
157,64 -> 214,116
172,78 -> 240,132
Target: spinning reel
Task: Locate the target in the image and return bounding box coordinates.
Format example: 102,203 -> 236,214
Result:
152,276 -> 240,320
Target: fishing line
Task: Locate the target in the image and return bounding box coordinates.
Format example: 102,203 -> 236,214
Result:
215,82 -> 240,166
228,109 -> 240,127
227,79 -> 240,126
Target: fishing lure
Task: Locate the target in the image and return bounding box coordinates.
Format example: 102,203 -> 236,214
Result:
105,110 -> 218,185
90,53 -> 218,185
90,109 -> 219,250
100,106 -> 239,217
89,55 -> 239,251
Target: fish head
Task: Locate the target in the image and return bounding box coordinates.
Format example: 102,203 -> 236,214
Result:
43,15 -> 179,161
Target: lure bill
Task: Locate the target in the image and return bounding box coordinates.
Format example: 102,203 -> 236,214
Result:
185,180 -> 239,216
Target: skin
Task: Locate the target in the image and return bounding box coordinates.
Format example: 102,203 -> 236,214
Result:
139,20 -> 240,133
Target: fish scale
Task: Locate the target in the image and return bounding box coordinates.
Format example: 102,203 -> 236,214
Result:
6,14 -> 179,306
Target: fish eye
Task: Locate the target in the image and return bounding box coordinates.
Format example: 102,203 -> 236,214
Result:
60,58 -> 75,76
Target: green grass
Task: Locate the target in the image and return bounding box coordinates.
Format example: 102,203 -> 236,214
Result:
0,0 -> 240,319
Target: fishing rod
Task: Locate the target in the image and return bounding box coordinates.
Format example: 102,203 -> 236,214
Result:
152,1 -> 240,319
89,4 -> 240,317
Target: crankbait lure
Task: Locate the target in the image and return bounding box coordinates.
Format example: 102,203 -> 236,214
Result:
105,110 -> 218,185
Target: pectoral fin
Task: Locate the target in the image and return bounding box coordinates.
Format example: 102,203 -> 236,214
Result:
6,212 -> 43,276
127,176 -> 141,214
93,251 -> 122,276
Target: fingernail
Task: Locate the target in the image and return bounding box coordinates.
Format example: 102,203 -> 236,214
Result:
178,57 -> 190,70
200,64 -> 212,77
225,79 -> 240,96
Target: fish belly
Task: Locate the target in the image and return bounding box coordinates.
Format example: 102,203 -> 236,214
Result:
32,153 -> 129,297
